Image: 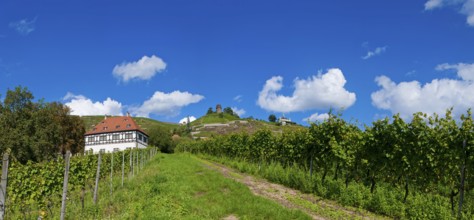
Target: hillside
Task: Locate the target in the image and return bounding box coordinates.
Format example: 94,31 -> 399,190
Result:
81,115 -> 181,133
190,113 -> 303,139
81,114 -> 303,140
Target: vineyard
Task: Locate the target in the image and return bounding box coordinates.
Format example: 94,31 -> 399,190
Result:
0,147 -> 157,219
177,109 -> 474,219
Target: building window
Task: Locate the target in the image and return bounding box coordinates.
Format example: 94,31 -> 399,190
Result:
88,137 -> 95,142
103,126 -> 108,131
138,134 -> 143,141
125,133 -> 133,139
116,125 -> 120,129
143,137 -> 148,143
112,134 -> 119,140
100,135 -> 106,141
126,124 -> 131,128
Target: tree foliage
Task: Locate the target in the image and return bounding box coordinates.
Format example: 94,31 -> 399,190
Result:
147,126 -> 175,153
206,107 -> 214,115
268,114 -> 276,122
0,86 -> 85,163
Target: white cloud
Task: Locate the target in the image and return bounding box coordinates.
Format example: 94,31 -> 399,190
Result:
233,95 -> 243,102
425,0 -> 444,10
179,116 -> 197,124
424,0 -> 474,26
63,93 -> 123,116
231,107 -> 246,117
257,68 -> 356,113
436,62 -> 474,81
9,17 -> 37,36
132,90 -> 204,117
303,113 -> 330,122
362,46 -> 387,60
112,55 -> 167,82
371,66 -> 474,119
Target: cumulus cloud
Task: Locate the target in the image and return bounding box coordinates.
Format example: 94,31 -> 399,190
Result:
424,0 -> 474,26
303,113 -> 330,122
371,63 -> 474,119
132,90 -> 204,117
9,17 -> 37,36
436,62 -> 474,81
113,55 -> 167,82
63,93 -> 123,116
257,68 -> 356,113
231,107 -> 246,117
362,46 -> 387,60
179,116 -> 197,124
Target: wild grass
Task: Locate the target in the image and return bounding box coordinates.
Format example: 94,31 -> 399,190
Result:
44,153 -> 311,219
200,154 -> 467,220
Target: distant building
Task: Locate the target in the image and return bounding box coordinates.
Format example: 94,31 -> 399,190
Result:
278,116 -> 295,126
84,114 -> 148,153
216,104 -> 222,113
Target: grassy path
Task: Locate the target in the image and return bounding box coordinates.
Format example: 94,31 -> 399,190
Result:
77,153 -> 311,219
200,158 -> 388,220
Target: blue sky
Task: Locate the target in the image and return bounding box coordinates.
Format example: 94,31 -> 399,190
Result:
1,0 -> 474,125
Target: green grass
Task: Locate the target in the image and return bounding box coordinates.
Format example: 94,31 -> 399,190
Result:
191,113 -> 241,125
61,153 -> 311,219
200,155 -> 394,220
81,115 -> 180,133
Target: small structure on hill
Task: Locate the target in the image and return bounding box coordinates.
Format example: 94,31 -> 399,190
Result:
278,116 -> 296,126
216,104 -> 222,113
84,113 -> 148,153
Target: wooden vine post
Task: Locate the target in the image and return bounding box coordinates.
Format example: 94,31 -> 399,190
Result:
122,151 -> 124,187
458,139 -> 467,219
60,151 -> 71,220
0,153 -> 10,220
93,151 -> 102,204
130,150 -> 133,178
110,152 -> 113,195
136,149 -> 139,174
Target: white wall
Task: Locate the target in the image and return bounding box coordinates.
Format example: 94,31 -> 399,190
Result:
85,141 -> 147,154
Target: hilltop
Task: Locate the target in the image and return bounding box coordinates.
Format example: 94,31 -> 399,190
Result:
81,115 -> 181,133
189,113 -> 303,139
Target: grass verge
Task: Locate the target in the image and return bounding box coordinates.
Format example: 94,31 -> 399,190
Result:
62,153 -> 311,219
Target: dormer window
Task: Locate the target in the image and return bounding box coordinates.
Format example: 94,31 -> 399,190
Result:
93,128 -> 96,131
116,125 -> 120,129
103,126 -> 108,131
126,124 -> 131,128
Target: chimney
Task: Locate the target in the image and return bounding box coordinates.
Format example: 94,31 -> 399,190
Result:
104,115 -> 107,120
127,112 -> 130,117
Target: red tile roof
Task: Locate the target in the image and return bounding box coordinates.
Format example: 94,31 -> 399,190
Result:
85,116 -> 147,136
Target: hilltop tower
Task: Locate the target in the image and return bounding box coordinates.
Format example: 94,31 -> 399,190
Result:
216,104 -> 222,113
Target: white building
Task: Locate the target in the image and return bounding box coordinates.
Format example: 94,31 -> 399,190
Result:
278,116 -> 295,126
84,115 -> 148,153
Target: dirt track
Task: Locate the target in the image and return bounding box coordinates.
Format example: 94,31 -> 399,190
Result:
202,160 -> 384,220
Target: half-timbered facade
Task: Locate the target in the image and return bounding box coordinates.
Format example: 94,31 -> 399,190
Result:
84,115 -> 148,153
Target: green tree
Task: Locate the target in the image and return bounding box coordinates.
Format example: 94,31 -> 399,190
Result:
0,86 -> 85,163
224,107 -> 234,115
268,114 -> 276,122
0,86 -> 37,162
148,126 -> 174,153
206,107 -> 214,115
